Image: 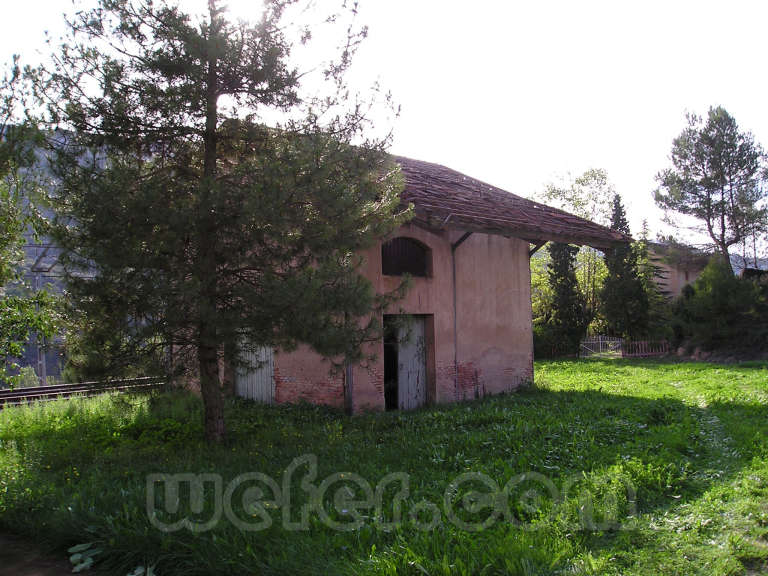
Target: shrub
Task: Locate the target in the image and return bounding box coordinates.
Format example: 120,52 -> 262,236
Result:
671,257 -> 768,351
533,321 -> 578,359
538,243 -> 590,357
16,366 -> 40,388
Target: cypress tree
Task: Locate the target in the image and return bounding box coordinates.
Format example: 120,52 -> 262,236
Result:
601,195 -> 648,339
546,242 -> 589,355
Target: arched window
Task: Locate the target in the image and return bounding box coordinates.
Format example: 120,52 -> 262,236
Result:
382,237 -> 431,277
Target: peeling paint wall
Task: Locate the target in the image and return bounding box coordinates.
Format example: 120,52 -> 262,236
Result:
452,231 -> 534,399
273,345 -> 345,407
257,222 -> 534,411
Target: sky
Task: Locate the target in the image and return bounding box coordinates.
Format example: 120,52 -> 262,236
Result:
2,0 -> 767,239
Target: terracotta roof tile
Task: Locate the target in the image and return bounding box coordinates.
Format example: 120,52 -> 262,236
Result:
395,156 -> 629,249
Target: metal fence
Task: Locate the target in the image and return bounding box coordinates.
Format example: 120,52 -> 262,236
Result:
580,336 -> 624,358
580,337 -> 670,359
621,340 -> 670,358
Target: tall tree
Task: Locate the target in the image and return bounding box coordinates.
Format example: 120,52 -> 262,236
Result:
529,250 -> 553,322
600,195 -> 648,339
546,242 -> 589,355
655,106 -> 767,274
539,169 -> 613,321
540,168 -> 614,227
635,220 -> 670,339
1,58 -> 58,387
38,0 -> 406,441
735,216 -> 768,271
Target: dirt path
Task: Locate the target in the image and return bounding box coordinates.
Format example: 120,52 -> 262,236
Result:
668,379 -> 740,478
0,534 -> 71,576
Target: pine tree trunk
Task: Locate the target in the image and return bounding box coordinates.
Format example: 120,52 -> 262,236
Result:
198,330 -> 225,442
718,242 -> 735,275
197,0 -> 225,443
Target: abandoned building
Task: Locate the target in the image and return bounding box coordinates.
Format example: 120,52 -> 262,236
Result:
648,242 -> 768,298
231,156 -> 627,411
648,242 -> 710,298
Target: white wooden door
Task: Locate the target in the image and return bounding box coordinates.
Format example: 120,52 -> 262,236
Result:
235,345 -> 275,403
397,317 -> 427,410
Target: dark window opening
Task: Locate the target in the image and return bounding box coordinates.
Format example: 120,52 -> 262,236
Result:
382,237 -> 430,277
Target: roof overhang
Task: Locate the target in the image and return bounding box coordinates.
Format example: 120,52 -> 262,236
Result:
395,156 -> 631,251
411,207 -> 630,251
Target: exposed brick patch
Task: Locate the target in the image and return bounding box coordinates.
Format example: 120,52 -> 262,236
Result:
457,362 -> 482,401
352,363 -> 385,412
436,364 -> 457,403
235,356 -> 533,410
274,365 -> 344,407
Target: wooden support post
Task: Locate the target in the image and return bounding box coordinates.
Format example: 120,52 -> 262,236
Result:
529,241 -> 546,257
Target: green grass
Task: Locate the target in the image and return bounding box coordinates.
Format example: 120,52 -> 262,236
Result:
1,360 -> 768,575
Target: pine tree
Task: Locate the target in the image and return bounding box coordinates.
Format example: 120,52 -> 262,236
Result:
38,0 -> 406,441
655,107 -> 766,274
546,242 -> 589,355
601,195 -> 648,339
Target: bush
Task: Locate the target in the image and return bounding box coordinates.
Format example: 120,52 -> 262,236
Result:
16,366 -> 39,388
671,257 -> 768,351
533,321 -> 579,359
536,243 -> 590,358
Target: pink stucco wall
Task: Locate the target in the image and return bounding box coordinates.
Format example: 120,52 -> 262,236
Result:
653,259 -> 702,298
271,223 -> 534,411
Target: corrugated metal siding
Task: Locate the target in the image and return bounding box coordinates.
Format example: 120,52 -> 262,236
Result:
235,345 -> 274,403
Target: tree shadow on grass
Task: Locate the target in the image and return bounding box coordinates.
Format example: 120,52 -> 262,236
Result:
1,361 -> 767,574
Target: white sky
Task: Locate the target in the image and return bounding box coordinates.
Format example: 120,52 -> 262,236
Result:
3,0 -> 767,239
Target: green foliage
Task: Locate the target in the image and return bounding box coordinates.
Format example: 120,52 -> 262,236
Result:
529,250 -> 552,321
635,223 -> 673,340
576,247 -> 608,332
671,257 -> 768,350
535,243 -> 589,357
0,58 -> 31,291
600,195 -> 649,339
1,361 -> 768,574
540,168 -> 615,226
655,107 -> 767,272
0,59 -> 59,388
531,247 -> 608,337
0,292 -> 61,386
538,169 -> 615,324
0,184 -> 25,288
14,366 -> 39,388
532,320 -> 561,359
38,1 -> 407,439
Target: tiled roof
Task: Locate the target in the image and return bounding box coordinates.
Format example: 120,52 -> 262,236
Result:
396,156 -> 629,249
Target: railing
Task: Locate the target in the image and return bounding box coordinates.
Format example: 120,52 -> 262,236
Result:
580,336 -> 624,358
580,337 -> 670,359
0,376 -> 164,409
621,340 -> 670,358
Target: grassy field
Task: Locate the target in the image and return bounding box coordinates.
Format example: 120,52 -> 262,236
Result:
1,360 -> 767,575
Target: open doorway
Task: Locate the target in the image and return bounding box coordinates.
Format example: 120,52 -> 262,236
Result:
383,315 -> 431,411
